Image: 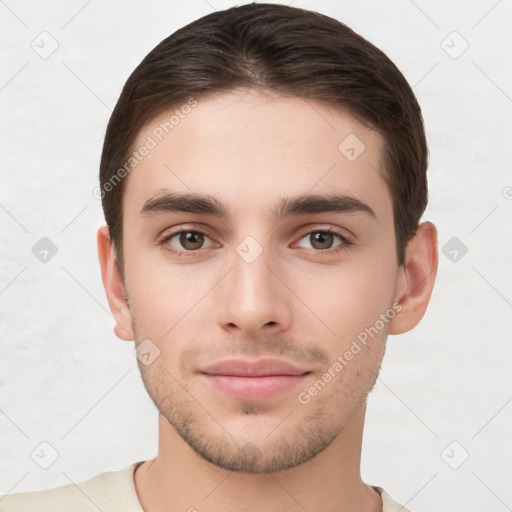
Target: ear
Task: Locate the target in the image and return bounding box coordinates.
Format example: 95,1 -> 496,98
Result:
97,225 -> 134,341
388,221 -> 438,335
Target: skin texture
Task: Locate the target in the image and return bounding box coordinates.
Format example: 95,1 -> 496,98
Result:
98,88 -> 438,512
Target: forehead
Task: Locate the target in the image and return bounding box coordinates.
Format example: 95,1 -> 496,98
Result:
124,89 -> 392,225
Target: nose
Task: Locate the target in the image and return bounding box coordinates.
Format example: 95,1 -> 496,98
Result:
216,240 -> 292,336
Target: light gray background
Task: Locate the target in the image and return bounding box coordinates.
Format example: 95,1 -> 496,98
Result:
1,1 -> 511,510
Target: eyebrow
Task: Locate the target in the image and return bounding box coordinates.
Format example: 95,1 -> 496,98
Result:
140,191 -> 376,221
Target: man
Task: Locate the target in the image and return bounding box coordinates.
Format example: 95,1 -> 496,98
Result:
0,3 -> 437,511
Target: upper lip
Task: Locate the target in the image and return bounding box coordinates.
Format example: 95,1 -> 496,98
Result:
199,358 -> 310,377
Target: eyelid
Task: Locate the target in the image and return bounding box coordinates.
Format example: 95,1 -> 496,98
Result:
159,223 -> 217,240
159,223 -> 352,242
293,224 -> 353,244
158,224 -> 220,251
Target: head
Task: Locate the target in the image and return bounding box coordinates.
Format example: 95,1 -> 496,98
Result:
98,3 -> 437,473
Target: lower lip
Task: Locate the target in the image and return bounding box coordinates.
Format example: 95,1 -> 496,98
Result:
201,374 -> 309,401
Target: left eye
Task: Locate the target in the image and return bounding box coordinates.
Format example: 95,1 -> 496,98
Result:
296,230 -> 347,251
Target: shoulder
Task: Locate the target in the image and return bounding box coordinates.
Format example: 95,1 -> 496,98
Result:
0,461 -> 144,512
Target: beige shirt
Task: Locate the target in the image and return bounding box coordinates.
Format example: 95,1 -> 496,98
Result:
0,461 -> 414,511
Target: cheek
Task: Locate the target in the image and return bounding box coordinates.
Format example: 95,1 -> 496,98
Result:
294,258 -> 396,342
125,251 -> 220,339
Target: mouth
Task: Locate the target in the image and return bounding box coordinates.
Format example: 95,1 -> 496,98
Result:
198,358 -> 311,401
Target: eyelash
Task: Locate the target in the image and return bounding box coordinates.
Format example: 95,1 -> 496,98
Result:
158,225 -> 353,258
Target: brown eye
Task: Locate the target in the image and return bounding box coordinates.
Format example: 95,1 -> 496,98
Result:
294,229 -> 350,254
309,231 -> 335,250
178,231 -> 204,250
161,229 -> 216,255
160,226 -> 220,258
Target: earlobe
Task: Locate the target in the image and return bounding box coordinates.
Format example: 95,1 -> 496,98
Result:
97,225 -> 135,341
388,221 -> 438,335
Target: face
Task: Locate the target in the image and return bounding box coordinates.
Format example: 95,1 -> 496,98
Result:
119,88 -> 403,473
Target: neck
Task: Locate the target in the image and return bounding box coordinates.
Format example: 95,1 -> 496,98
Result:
134,402 -> 382,512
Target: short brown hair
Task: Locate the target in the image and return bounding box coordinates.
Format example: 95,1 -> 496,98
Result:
99,2 -> 428,278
